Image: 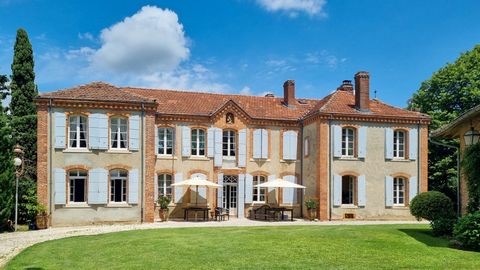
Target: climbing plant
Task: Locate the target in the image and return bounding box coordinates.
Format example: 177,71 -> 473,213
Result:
462,142 -> 480,213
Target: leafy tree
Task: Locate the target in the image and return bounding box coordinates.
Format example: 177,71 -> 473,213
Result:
408,45 -> 480,205
9,28 -> 38,224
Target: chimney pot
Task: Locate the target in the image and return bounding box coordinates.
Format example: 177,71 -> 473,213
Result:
338,80 -> 353,91
283,80 -> 296,107
354,71 -> 370,111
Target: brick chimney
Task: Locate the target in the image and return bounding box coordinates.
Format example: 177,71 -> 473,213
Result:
283,80 -> 296,107
354,71 -> 370,111
337,80 -> 353,91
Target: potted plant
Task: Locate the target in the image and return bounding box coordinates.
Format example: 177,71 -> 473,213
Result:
157,196 -> 171,222
36,204 -> 49,229
305,199 -> 319,221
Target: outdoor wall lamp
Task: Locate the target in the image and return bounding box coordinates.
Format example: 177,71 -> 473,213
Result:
464,127 -> 480,146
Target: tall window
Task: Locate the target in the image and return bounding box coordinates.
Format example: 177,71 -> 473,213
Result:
393,130 -> 406,158
342,128 -> 355,157
253,175 -> 267,203
69,115 -> 87,148
110,169 -> 127,202
69,170 -> 87,203
158,128 -> 174,155
191,129 -> 205,156
157,174 -> 172,199
393,177 -> 406,206
223,130 -> 236,157
110,117 -> 128,149
342,175 -> 355,205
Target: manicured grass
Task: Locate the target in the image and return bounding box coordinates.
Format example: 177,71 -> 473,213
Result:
5,224 -> 480,269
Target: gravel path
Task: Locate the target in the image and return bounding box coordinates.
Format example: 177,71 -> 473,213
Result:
0,219 -> 427,268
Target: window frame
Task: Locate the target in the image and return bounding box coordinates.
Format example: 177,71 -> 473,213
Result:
68,170 -> 87,204
222,130 -> 236,158
252,175 -> 267,203
157,174 -> 173,200
110,116 -> 129,150
341,175 -> 356,206
393,177 -> 406,206
68,115 -> 88,149
393,130 -> 407,159
341,127 -> 356,157
191,128 -> 206,156
109,169 -> 128,203
158,127 -> 174,156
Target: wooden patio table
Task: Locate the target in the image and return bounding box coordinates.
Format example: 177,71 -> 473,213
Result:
183,207 -> 211,221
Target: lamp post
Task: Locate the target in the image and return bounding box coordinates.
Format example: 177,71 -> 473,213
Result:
13,144 -> 24,232
463,127 -> 480,147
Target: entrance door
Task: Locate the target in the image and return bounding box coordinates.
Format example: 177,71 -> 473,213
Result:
222,175 -> 238,216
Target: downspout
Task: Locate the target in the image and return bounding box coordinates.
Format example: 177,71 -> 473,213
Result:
300,120 -> 304,218
48,99 -> 53,216
328,115 -> 333,221
140,103 -> 145,223
417,123 -> 421,199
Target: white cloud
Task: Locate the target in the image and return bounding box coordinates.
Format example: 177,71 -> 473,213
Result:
304,50 -> 346,69
256,0 -> 327,17
78,32 -> 95,42
239,86 -> 252,95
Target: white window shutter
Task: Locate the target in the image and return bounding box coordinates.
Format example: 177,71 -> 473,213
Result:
333,174 -> 342,206
54,168 -> 66,204
217,173 -> 223,207
333,125 -> 342,157
261,129 -> 269,159
88,168 -> 108,204
253,129 -> 262,159
154,128 -> 159,155
357,175 -> 366,207
174,173 -> 183,204
214,128 -> 223,167
267,174 -> 276,193
54,112 -> 66,149
282,175 -> 295,205
238,174 -> 245,218
128,169 -> 139,204
129,114 -> 140,151
385,176 -> 394,207
154,174 -> 158,202
385,128 -> 394,159
409,176 -> 418,203
409,129 -> 418,160
182,126 -> 191,157
282,131 -> 290,160
245,174 -> 253,203
358,127 -> 367,159
207,128 -> 215,157
290,131 -> 298,160
238,129 -> 247,167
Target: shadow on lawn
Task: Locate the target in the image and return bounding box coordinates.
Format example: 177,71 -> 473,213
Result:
399,228 -> 449,248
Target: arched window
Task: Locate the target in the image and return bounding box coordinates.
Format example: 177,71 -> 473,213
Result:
191,128 -> 206,156
110,169 -> 128,202
158,127 -> 174,155
68,170 -> 87,203
342,175 -> 356,205
342,127 -> 355,157
253,175 -> 267,203
393,130 -> 406,158
223,130 -> 236,157
393,177 -> 406,206
157,174 -> 172,199
68,115 -> 87,149
110,117 -> 128,149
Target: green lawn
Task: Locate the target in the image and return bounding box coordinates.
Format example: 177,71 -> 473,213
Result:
5,224 -> 480,269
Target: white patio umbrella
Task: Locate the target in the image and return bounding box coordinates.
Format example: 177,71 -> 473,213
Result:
171,176 -> 221,205
254,178 -> 306,205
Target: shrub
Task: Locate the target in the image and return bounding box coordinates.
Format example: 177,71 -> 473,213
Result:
431,217 -> 457,236
305,199 -> 318,210
453,211 -> 480,250
410,191 -> 455,221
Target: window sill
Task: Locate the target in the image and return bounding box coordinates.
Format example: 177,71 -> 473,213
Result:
107,150 -> 132,154
223,157 -> 236,161
63,148 -> 91,153
390,158 -> 410,162
250,158 -> 270,162
392,205 -> 409,209
188,156 -> 210,161
106,203 -> 132,208
66,203 -> 89,208
340,204 -> 357,209
337,156 -> 359,161
280,159 -> 297,163
157,155 -> 177,160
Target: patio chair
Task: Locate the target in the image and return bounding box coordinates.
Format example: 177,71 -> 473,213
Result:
215,207 -> 230,221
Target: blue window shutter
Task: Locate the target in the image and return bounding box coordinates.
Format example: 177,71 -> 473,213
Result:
174,173 -> 184,203
154,127 -> 159,155
358,127 -> 367,159
238,174 -> 245,218
333,125 -> 342,157
267,174 -> 276,194
409,129 -> 418,160
207,128 -> 214,157
54,168 -> 66,204
245,174 -> 253,203
182,126 -> 191,157
333,174 -> 342,206
238,129 -> 247,167
214,128 -> 223,167
282,175 -> 295,205
88,114 -> 97,149
261,129 -> 269,159
154,174 -> 158,202
409,176 -> 418,203
282,131 -> 290,160
385,128 -> 394,159
217,173 -> 223,207
290,131 -> 298,160
253,129 -> 262,159
129,114 -> 140,151
357,175 -> 366,207
54,112 -> 66,149
97,114 -> 108,150
88,169 -> 98,204
385,176 -> 394,207
128,169 -> 139,204
88,168 -> 108,204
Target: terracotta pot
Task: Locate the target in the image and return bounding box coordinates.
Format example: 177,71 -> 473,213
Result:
158,208 -> 169,222
308,208 -> 317,221
36,214 -> 49,229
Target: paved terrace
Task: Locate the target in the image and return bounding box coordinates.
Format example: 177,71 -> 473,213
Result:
0,219 -> 427,267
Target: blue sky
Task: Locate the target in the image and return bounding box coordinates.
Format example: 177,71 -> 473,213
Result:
0,0 -> 479,107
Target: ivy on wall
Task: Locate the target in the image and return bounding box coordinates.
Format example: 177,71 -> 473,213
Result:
462,142 -> 480,213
